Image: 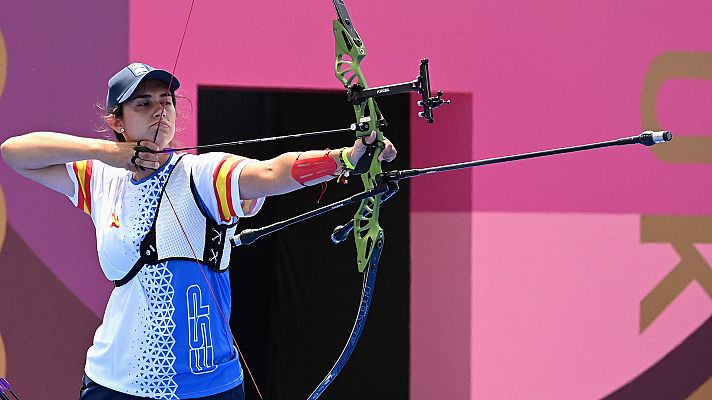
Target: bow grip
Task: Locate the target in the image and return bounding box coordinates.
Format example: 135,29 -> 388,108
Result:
352,139 -> 382,175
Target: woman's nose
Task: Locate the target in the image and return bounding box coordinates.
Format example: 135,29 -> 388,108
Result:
153,105 -> 167,118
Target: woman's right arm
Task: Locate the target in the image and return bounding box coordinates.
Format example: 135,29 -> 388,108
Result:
0,132 -> 125,196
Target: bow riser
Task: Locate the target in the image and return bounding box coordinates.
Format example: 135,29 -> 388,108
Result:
333,18 -> 386,273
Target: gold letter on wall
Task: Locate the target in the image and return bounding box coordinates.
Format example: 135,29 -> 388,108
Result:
641,51 -> 712,163
0,28 -> 5,100
640,216 -> 712,332
0,28 -> 7,378
0,332 -> 6,376
639,52 -> 712,333
0,28 -> 6,250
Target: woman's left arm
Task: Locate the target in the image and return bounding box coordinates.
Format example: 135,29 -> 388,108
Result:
238,132 -> 396,200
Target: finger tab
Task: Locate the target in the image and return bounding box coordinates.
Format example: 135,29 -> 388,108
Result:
133,145 -> 154,153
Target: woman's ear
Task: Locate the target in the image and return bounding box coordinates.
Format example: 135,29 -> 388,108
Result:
107,115 -> 123,133
107,115 -> 126,142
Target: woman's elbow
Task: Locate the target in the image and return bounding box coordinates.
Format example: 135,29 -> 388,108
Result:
0,136 -> 20,168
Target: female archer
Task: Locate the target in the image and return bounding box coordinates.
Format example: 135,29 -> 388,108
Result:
0,62 -> 396,400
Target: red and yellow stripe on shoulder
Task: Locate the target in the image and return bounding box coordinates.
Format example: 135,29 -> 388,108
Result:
72,160 -> 93,215
213,155 -> 247,222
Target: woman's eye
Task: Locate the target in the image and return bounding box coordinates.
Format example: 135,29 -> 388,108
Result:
137,102 -> 148,107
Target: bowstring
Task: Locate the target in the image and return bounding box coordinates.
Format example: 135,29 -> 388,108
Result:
164,195 -> 264,400
158,1 -> 264,398
154,0 -> 194,144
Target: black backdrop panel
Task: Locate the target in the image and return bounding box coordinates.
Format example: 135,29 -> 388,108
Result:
197,87 -> 410,400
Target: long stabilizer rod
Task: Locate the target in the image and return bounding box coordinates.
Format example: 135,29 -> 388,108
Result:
233,130 -> 671,247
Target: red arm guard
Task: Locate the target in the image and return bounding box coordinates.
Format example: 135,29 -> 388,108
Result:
290,150 -> 338,186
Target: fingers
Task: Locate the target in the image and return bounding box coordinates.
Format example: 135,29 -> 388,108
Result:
378,139 -> 397,162
134,140 -> 160,154
351,131 -> 397,164
131,140 -> 161,170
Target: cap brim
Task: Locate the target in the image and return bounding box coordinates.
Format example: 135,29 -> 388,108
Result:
116,69 -> 181,105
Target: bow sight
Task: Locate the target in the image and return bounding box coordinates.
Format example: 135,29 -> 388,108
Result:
333,0 -> 450,125
347,58 -> 451,124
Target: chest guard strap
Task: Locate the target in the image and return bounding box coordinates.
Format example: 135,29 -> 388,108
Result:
115,155 -> 238,287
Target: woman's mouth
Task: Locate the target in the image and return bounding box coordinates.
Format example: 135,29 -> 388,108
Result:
151,121 -> 171,129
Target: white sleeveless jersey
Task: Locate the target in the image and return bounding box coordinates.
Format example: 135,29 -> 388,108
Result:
66,152 -> 264,399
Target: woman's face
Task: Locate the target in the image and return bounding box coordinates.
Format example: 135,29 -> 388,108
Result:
117,80 -> 176,149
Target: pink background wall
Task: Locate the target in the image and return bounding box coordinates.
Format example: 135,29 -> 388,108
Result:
0,1 -> 126,397
128,2 -> 712,397
1,0 -> 711,398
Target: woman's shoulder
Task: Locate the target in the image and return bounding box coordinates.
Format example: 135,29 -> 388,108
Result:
69,158 -> 128,180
